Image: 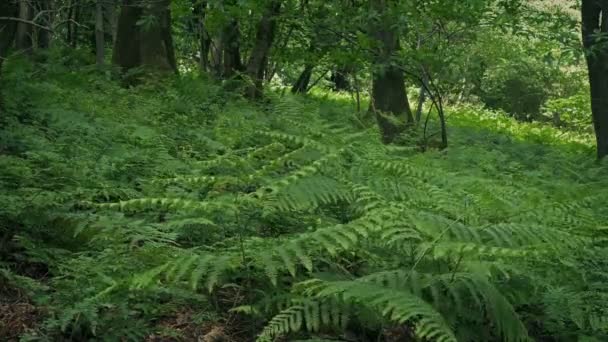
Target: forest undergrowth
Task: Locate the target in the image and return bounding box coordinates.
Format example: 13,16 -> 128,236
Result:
2,56 -> 608,342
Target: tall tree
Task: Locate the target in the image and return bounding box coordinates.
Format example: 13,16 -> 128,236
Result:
112,0 -> 177,73
95,0 -> 105,66
15,0 -> 33,52
193,0 -> 210,73
245,0 -> 281,98
0,1 -> 18,110
581,0 -> 608,159
369,0 -> 413,143
221,18 -> 243,78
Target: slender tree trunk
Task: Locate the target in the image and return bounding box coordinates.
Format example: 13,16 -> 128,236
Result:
581,0 -> 608,159
16,0 -> 33,52
0,1 -> 19,111
95,0 -> 105,67
291,64 -> 314,94
71,1 -> 80,48
245,0 -> 281,99
415,85 -> 426,123
36,0 -> 51,49
66,0 -> 73,43
369,0 -> 413,143
354,71 -> 361,112
193,0 -> 210,73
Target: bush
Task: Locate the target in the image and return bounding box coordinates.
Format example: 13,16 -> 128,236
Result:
480,59 -> 554,121
542,90 -> 593,132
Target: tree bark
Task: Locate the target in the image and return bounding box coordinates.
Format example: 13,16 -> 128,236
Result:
71,0 -> 80,48
415,85 -> 426,123
581,0 -> 608,159
291,64 -> 314,94
15,0 -> 33,52
139,0 -> 176,72
193,0 -> 210,73
369,0 -> 413,144
0,1 -> 18,111
112,0 -> 176,74
222,19 -> 243,78
330,65 -> 351,91
245,0 -> 281,99
36,0 -> 51,49
95,0 -> 105,66
112,0 -> 141,71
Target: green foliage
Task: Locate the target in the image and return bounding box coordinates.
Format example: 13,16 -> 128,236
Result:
2,51 -> 607,342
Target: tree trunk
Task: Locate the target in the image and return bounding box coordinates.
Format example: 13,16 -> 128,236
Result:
193,0 -> 210,73
291,64 -> 314,94
415,85 -> 426,123
15,0 -> 33,52
36,0 -> 51,49
112,0 -> 141,71
112,0 -> 176,74
0,1 -> 18,111
210,36 -> 223,77
71,0 -> 80,48
245,1 -> 281,99
582,0 -> 608,159
369,0 -> 413,144
222,19 -> 243,78
95,0 -> 105,67
139,0 -> 176,72
331,65 -> 351,91
105,0 -> 118,45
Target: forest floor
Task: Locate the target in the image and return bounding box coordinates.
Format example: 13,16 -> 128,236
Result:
1,59 -> 607,341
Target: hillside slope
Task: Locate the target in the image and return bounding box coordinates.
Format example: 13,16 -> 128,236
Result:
1,59 -> 608,341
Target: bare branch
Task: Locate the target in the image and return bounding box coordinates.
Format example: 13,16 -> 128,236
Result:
0,17 -> 53,32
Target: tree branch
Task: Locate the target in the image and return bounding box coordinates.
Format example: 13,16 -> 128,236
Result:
0,17 -> 53,32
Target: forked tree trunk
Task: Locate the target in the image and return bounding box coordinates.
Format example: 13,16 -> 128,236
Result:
245,0 -> 281,99
369,0 -> 413,144
582,0 -> 608,159
291,64 -> 314,94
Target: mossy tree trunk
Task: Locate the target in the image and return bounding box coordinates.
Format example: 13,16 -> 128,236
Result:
112,0 -> 177,74
582,0 -> 608,159
369,0 -> 413,144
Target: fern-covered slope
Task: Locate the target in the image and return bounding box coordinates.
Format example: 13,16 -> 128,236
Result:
2,59 -> 608,341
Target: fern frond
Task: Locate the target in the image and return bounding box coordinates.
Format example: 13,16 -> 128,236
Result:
304,279 -> 457,342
